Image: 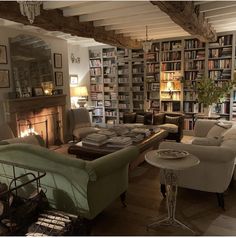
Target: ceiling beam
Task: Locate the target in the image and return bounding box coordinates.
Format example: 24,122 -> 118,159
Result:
63,2 -> 145,17
43,1 -> 86,10
151,1 -> 217,42
93,12 -> 167,27
208,13 -> 236,23
204,6 -> 236,18
199,1 -> 236,12
0,1 -> 141,49
131,32 -> 189,40
79,4 -> 156,22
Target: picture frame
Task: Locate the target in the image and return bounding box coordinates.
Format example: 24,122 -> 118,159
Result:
33,87 -> 44,96
0,70 -> 10,88
70,75 -> 78,85
54,53 -> 62,68
55,71 -> 63,86
0,45 -> 7,64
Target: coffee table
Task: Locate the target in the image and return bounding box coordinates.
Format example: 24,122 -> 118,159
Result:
68,129 -> 168,160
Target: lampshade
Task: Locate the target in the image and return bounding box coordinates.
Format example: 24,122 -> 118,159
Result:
70,86 -> 88,97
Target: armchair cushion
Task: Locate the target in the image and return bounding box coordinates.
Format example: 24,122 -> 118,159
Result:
222,125 -> 236,141
165,115 -> 180,125
207,123 -> 229,139
136,114 -> 144,124
192,137 -> 222,146
123,112 -> 136,124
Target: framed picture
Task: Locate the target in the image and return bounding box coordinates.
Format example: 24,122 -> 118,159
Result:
54,53 -> 62,68
55,71 -> 63,86
33,87 -> 44,96
0,45 -> 7,64
0,70 -> 10,88
70,75 -> 78,85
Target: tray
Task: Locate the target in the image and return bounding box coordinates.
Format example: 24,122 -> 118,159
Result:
156,149 -> 189,160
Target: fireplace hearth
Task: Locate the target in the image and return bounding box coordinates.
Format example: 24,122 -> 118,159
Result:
4,95 -> 66,147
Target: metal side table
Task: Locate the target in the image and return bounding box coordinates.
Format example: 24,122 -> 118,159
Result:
145,150 -> 200,234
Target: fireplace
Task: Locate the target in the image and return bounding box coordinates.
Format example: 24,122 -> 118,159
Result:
4,95 -> 66,147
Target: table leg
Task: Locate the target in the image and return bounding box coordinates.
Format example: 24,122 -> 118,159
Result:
147,169 -> 195,234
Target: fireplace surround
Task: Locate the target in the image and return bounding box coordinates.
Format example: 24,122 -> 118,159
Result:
3,95 -> 66,146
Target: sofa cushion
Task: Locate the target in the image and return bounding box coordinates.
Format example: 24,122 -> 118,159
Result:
136,115 -> 144,124
158,123 -> 178,133
153,113 -> 165,125
206,123 -> 229,139
192,137 -> 222,146
165,115 -> 180,126
222,125 -> 236,141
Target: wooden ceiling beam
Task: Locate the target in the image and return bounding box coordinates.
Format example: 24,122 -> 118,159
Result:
0,1 -> 141,49
151,1 -> 217,42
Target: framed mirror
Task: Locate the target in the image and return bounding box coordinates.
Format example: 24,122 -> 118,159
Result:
9,34 -> 53,97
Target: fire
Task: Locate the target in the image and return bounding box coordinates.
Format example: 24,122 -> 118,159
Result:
20,127 -> 38,137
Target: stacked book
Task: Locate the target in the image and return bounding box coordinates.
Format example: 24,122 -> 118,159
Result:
98,129 -> 117,137
112,126 -> 130,136
131,128 -> 151,137
107,137 -> 132,148
125,132 -> 144,143
82,133 -> 108,147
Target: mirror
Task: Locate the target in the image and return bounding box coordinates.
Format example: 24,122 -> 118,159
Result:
9,34 -> 53,97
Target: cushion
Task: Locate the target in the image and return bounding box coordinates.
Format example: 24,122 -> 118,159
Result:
136,115 -> 144,124
165,115 -> 180,126
153,113 -> 165,125
206,123 -> 229,139
158,123 -> 178,133
73,127 -> 100,139
222,125 -> 236,141
192,137 -> 222,146
216,121 -> 232,129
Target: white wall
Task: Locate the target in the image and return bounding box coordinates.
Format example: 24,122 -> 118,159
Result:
0,26 -> 71,124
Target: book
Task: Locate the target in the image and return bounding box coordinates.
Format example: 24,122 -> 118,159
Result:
86,133 -> 107,142
82,139 -> 108,147
98,129 -> 117,137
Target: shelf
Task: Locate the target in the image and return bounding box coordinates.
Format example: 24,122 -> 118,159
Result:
184,47 -> 205,51
161,60 -> 181,63
208,57 -> 232,60
208,68 -> 231,71
208,45 -> 232,49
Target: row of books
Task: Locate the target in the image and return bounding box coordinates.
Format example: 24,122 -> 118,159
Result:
104,78 -> 116,84
146,52 -> 160,62
104,100 -> 117,107
184,50 -> 205,60
90,93 -> 103,101
161,51 -> 181,61
118,69 -> 129,75
133,103 -> 144,109
118,86 -> 130,92
90,68 -> 102,76
118,95 -> 130,100
161,62 -> 181,71
133,86 -> 144,92
161,91 -> 181,100
146,75 -> 159,82
89,59 -> 102,67
184,71 -> 203,81
208,59 -> 231,69
161,101 -> 180,112
184,119 -> 194,130
149,92 -> 160,100
185,61 -> 205,70
102,51 -> 116,57
91,100 -> 103,107
184,39 -> 205,49
208,70 -> 231,80
89,51 -> 101,58
104,86 -> 116,92
119,104 -> 130,109
162,41 -> 182,51
132,68 -> 144,74
209,35 -> 232,47
146,82 -> 159,91
183,91 -> 197,101
105,111 -> 117,117
93,108 -> 103,116
209,48 -> 232,58
103,60 -> 116,67
118,77 -> 129,83
104,92 -> 117,100
133,77 -> 143,83
104,67 -> 116,75
183,102 -> 198,113
90,85 -> 103,92
90,77 -> 102,84
161,71 -> 182,81
146,64 -> 159,73
160,81 -> 181,91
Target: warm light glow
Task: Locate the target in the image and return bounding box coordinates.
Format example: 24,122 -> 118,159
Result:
70,86 -> 88,97
20,127 -> 38,137
167,81 -> 173,90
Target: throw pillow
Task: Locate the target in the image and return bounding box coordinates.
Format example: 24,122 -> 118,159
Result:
206,123 -> 228,139
222,125 -> 236,141
192,137 -> 222,146
153,113 -> 165,125
136,115 -> 144,124
165,115 -> 180,126
216,121 -> 232,129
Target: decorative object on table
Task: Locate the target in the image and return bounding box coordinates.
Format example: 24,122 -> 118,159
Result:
156,149 -> 189,160
196,77 -> 236,117
52,89 -> 63,95
41,81 -> 53,95
0,70 -> 10,88
55,72 -> 63,86
69,75 -> 78,86
0,45 -> 7,64
32,87 -> 44,97
17,1 -> 42,24
54,53 -> 62,68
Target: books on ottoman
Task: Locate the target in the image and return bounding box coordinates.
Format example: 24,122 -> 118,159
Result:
97,129 -> 117,137
107,136 -> 132,148
131,128 -> 151,137
82,133 -> 108,147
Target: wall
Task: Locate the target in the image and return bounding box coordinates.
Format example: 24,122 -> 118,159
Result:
0,26 -> 70,126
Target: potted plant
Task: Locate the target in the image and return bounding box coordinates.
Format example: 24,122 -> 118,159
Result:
196,77 -> 236,117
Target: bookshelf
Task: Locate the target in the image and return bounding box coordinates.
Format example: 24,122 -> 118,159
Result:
208,34 -> 233,120
145,42 -> 160,112
160,40 -> 182,112
132,49 -> 145,112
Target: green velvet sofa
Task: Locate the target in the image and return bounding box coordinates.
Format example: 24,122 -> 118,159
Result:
0,137 -> 139,220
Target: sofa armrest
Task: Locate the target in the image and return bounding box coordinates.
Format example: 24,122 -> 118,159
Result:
85,146 -> 139,181
159,142 -> 235,163
194,119 -> 217,137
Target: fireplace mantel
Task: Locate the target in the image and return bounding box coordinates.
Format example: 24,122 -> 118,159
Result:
5,94 -> 67,113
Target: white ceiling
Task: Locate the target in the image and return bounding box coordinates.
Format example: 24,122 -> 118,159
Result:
1,1 -> 236,47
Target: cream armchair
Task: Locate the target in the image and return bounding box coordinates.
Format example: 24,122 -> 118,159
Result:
159,119 -> 236,209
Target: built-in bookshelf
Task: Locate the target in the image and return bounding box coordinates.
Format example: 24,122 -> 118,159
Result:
208,34 -> 233,120
160,40 -> 182,112
183,38 -> 206,114
145,42 -> 160,112
132,49 -> 145,112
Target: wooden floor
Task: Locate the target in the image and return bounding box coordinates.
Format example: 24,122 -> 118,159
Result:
90,163 -> 236,236
55,139 -> 236,236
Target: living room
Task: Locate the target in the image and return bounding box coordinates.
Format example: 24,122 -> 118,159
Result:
0,0 -> 236,236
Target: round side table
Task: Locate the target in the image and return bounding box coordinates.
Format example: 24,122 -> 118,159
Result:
145,150 -> 200,234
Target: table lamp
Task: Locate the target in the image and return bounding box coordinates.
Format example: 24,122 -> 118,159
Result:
70,86 -> 88,108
